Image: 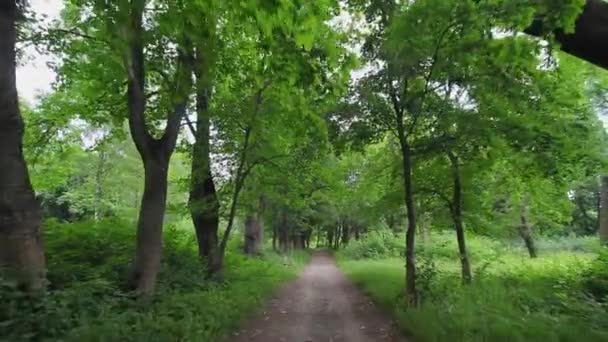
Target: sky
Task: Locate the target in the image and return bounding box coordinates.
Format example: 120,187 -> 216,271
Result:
16,0 -> 608,129
17,0 -> 63,104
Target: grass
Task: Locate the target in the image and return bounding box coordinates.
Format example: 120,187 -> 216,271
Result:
337,233 -> 608,342
1,219 -> 309,342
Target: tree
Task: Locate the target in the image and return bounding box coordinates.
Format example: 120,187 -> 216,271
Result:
49,0 -> 194,294
526,0 -> 608,70
600,175 -> 608,244
338,0 -> 601,299
0,0 -> 46,292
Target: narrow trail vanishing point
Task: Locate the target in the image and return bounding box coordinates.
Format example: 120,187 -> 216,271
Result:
228,251 -> 408,342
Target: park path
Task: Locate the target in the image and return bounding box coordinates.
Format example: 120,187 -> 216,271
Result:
227,251 -> 407,342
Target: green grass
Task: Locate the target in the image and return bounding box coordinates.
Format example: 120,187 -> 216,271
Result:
1,219 -> 309,342
338,249 -> 608,342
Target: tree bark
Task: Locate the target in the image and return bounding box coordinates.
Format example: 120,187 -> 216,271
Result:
0,0 -> 46,292
129,157 -> 169,294
525,0 -> 608,70
244,196 -> 265,255
400,141 -> 418,305
334,225 -> 341,249
94,149 -> 106,221
189,70 -> 221,276
519,203 -> 538,258
341,219 -> 350,246
272,220 -> 277,251
448,152 -> 471,284
244,198 -> 264,256
123,1 -> 190,294
599,175 -> 608,245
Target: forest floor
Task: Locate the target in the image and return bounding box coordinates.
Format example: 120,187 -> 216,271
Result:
228,251 -> 407,342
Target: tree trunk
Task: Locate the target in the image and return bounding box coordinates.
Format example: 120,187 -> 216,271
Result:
123,0 -> 190,295
334,225 -> 341,249
599,175 -> 608,245
189,52 -> 222,276
400,141 -> 418,306
94,149 -> 106,221
244,214 -> 263,255
244,196 -> 265,255
272,220 -> 277,251
448,152 -> 471,284
0,1 -> 46,293
296,232 -> 306,249
341,220 -> 350,246
278,212 -> 290,252
129,157 -> 169,294
519,203 -> 538,258
525,0 -> 608,70
419,213 -> 430,245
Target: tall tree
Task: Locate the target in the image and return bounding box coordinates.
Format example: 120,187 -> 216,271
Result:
0,0 -> 46,292
186,0 -> 221,277
120,1 -> 192,294
50,0 -> 194,294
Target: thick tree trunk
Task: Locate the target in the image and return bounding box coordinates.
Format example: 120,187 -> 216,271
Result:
295,232 -> 306,249
129,157 -> 169,294
525,0 -> 608,70
244,197 -> 265,255
519,203 -> 538,258
244,215 -> 263,255
599,175 -> 608,245
0,1 -> 46,293
400,142 -> 418,305
123,1 -> 190,294
448,153 -> 472,284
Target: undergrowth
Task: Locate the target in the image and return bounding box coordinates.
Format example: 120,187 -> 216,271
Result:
337,232 -> 608,342
1,219 -> 309,341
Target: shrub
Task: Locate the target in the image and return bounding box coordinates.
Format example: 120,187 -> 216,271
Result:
583,248 -> 608,301
339,231 -> 404,259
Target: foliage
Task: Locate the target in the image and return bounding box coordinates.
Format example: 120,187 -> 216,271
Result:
339,247 -> 607,342
582,249 -> 608,301
0,220 -> 309,341
339,231 -> 404,259
7,0 -> 608,339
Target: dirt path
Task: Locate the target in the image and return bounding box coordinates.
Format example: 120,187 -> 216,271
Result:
228,251 -> 407,342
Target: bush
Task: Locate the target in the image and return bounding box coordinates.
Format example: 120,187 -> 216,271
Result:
583,248 -> 608,301
339,231 -> 404,259
339,230 -> 507,261
417,231 -> 506,262
0,219 -> 309,341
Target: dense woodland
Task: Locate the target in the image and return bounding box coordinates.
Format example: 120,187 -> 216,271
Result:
1,0 -> 608,341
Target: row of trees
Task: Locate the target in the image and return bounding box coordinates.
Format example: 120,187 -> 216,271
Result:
1,0 -> 607,307
327,0 -> 608,304
1,0 -> 354,295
